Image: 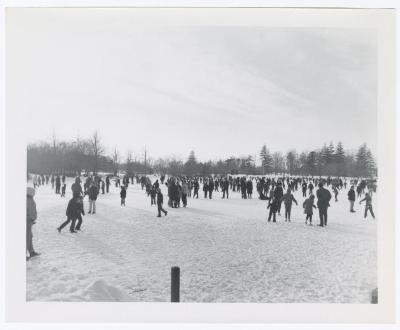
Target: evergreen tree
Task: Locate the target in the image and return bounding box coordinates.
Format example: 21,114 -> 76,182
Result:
298,151 -> 308,175
260,145 -> 273,174
286,150 -> 297,174
306,151 -> 317,176
183,150 -> 198,176
334,142 -> 346,176
355,143 -> 376,177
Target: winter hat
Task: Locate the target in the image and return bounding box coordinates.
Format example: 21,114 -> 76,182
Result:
27,187 -> 35,197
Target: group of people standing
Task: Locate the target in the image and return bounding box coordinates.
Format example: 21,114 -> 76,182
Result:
26,171 -> 377,259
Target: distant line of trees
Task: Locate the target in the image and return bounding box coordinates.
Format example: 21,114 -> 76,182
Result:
27,133 -> 377,178
258,141 -> 376,177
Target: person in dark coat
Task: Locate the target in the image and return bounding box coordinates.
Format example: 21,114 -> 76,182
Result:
27,187 -> 40,258
222,178 -> 229,199
303,194 -> 316,225
71,177 -> 83,196
55,175 -> 61,194
316,182 -> 332,227
203,179 -> 209,199
273,181 -> 284,215
87,183 -> 99,214
348,185 -> 356,212
156,188 -> 168,217
308,182 -> 314,196
240,178 -> 247,199
120,186 -> 127,206
246,179 -> 253,199
106,176 -> 110,193
58,194 -> 83,233
281,188 -> 298,222
193,180 -> 199,199
267,198 -> 279,223
100,179 -> 105,194
74,196 -> 85,231
208,179 -> 214,199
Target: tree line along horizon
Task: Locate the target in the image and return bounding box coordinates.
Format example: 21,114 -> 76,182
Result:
27,132 -> 377,178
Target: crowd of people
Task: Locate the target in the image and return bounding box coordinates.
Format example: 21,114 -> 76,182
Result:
26,172 -> 377,259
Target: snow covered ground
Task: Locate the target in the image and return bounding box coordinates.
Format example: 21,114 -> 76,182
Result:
26,176 -> 377,303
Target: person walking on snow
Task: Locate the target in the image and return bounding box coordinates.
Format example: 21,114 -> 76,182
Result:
156,188 -> 168,217
27,187 -> 40,259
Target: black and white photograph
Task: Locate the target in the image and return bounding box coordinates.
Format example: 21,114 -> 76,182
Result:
3,4 -> 397,324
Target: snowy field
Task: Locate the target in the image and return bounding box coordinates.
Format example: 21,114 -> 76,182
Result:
26,176 -> 377,303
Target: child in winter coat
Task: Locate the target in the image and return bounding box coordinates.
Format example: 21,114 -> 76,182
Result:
267,198 -> 279,223
303,194 -> 316,225
120,186 -> 127,206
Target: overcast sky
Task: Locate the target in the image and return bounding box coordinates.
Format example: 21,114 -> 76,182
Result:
7,10 -> 377,162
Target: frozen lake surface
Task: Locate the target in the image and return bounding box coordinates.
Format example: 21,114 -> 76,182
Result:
26,176 -> 377,303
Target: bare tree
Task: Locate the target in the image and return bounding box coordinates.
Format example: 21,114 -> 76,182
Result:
90,131 -> 104,175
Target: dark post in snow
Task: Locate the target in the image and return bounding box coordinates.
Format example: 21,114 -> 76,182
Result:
171,266 -> 180,302
371,288 -> 378,304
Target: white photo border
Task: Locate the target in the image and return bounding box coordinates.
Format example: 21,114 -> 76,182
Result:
3,3 -> 397,325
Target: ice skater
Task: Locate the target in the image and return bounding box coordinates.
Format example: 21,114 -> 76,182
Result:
58,194 -> 84,233
156,188 -> 168,217
74,196 -> 85,231
316,182 -> 332,227
274,181 -> 284,215
332,185 -> 339,202
267,197 -> 279,223
193,180 -> 199,199
61,183 -> 66,197
120,185 -> 126,206
303,194 -> 316,225
150,185 -> 156,206
281,188 -> 298,222
360,192 -> 375,219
